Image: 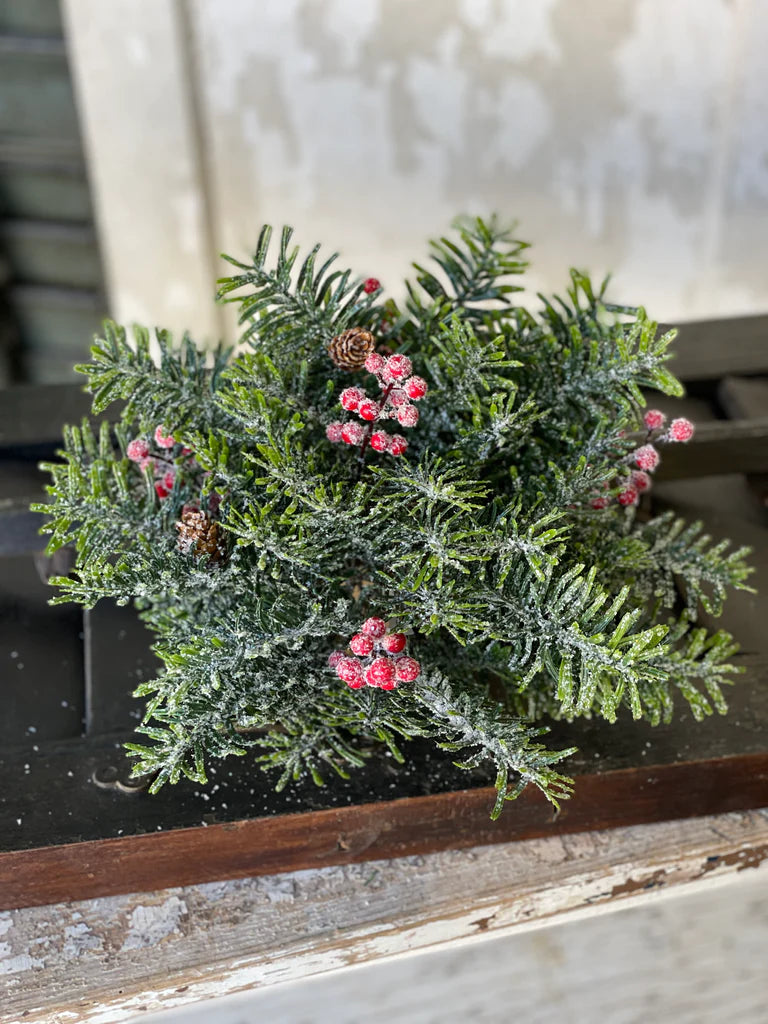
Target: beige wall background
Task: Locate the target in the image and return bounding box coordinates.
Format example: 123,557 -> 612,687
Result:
63,0 -> 768,344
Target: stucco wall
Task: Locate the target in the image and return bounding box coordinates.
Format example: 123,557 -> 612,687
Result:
65,0 -> 768,341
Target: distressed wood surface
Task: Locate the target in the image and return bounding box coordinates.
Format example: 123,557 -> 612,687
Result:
2,808 -> 767,1024
131,867 -> 768,1024
667,315 -> 768,381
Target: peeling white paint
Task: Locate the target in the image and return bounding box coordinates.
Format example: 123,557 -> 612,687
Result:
63,923 -> 103,958
0,944 -> 44,976
120,896 -> 188,951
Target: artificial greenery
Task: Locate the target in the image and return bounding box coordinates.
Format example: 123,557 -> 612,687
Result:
35,217 -> 753,818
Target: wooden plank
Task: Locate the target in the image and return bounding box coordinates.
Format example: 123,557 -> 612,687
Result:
3,810 -> 767,1024
664,315 -> 768,381
0,0 -> 63,37
0,382 -> 95,447
718,375 -> 768,508
1,749 -> 767,912
654,417 -> 768,479
0,219 -> 102,289
0,160 -> 92,222
0,45 -> 80,141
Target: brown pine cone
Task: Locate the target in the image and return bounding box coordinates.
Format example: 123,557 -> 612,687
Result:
176,508 -> 225,565
328,327 -> 375,370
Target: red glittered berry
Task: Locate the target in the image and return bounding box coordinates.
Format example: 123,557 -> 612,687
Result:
632,470 -> 651,492
336,656 -> 364,687
341,421 -> 365,445
388,434 -> 408,456
326,421 -> 344,442
634,444 -> 659,471
363,277 -> 381,294
405,376 -> 428,400
362,617 -> 387,638
395,656 -> 421,682
328,651 -> 344,669
154,425 -> 175,449
618,486 -> 639,507
384,354 -> 412,380
370,430 -> 390,452
644,409 -> 666,430
591,496 -> 610,510
388,388 -> 409,408
382,632 -> 407,654
340,387 -> 365,411
162,470 -> 175,490
364,352 -> 386,375
358,399 -> 380,422
365,657 -> 396,688
669,417 -> 694,442
154,481 -> 170,499
349,633 -> 374,656
126,438 -> 150,462
397,404 -> 419,428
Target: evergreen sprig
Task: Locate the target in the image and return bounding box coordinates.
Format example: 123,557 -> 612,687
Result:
35,216 -> 755,817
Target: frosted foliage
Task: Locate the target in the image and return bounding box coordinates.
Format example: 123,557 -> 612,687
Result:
36,218 -> 753,818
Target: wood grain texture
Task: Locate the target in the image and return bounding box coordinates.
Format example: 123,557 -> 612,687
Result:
3,809 -> 767,1024
2,748 -> 767,912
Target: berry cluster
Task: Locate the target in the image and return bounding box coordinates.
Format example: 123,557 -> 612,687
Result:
126,426 -> 201,500
326,352 -> 428,458
329,617 -> 421,690
591,410 -> 695,509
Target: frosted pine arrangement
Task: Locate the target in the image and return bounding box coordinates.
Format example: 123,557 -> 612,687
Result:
35,218 -> 754,818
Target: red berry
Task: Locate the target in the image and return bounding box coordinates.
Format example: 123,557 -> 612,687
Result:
340,387 -> 364,411
154,481 -> 170,499
326,421 -> 344,442
405,376 -> 428,400
382,632 -> 407,653
384,354 -> 412,380
358,400 -> 380,422
349,633 -> 374,656
370,430 -> 390,452
328,651 -> 344,668
362,617 -> 387,638
341,422 -> 365,445
634,444 -> 659,471
669,417 -> 694,442
336,656 -> 364,687
162,470 -> 175,490
644,409 -> 666,430
363,277 -> 381,294
618,486 -> 639,506
154,426 -> 175,449
590,496 -> 610,510
397,404 -> 419,428
388,388 -> 409,408
365,657 -> 396,688
388,434 -> 408,456
364,352 -> 386,375
395,656 -> 421,682
127,438 -> 150,462
632,470 -> 651,492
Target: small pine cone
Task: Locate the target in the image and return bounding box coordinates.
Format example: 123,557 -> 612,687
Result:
328,327 -> 375,370
176,509 -> 225,564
